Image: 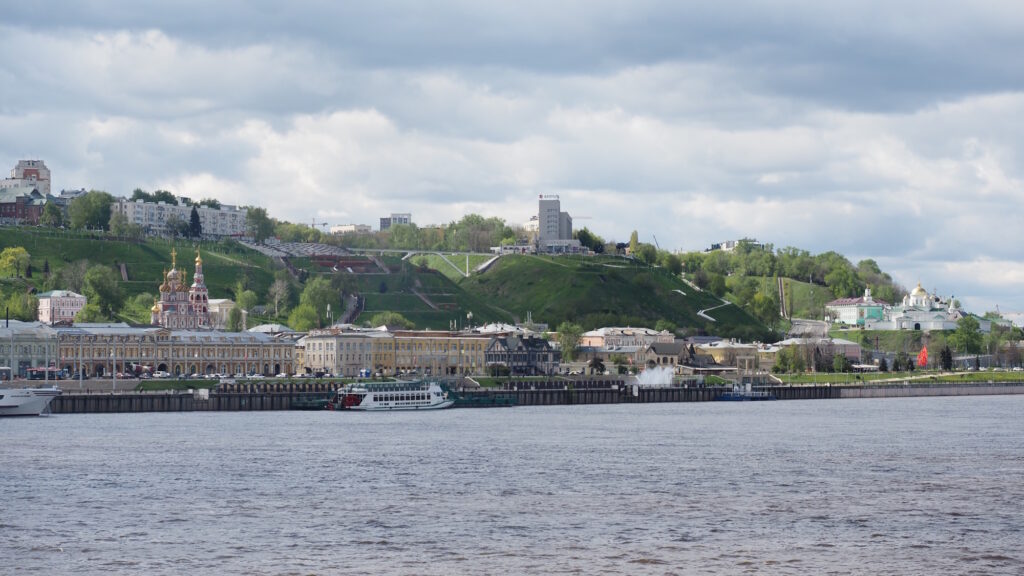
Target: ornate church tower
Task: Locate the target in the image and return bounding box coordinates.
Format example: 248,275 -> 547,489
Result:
189,249 -> 211,329
150,248 -> 212,330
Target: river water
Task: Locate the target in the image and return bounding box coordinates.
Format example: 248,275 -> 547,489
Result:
3,396 -> 1023,575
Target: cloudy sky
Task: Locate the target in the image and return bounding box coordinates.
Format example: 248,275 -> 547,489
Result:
3,1 -> 1024,315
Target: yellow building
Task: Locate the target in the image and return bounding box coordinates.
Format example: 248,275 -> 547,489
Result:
300,328 -> 493,377
57,323 -> 295,377
392,330 -> 490,376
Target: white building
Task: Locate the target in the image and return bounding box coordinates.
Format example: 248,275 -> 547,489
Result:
36,290 -> 87,324
0,320 -> 58,378
865,283 -> 992,333
112,198 -> 248,237
1,160 -> 51,195
580,327 -> 675,349
330,223 -> 372,235
208,299 -> 236,330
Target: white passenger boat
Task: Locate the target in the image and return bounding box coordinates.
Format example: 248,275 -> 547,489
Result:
330,380 -> 454,411
0,386 -> 62,416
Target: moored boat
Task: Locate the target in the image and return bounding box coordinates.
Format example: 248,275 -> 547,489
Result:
329,380 -> 454,411
0,386 -> 62,416
715,384 -> 776,401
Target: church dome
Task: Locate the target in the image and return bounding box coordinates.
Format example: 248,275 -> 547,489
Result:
911,283 -> 927,297
151,299 -> 160,313
195,249 -> 202,265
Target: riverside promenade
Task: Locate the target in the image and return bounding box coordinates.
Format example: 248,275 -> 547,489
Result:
44,379 -> 1024,414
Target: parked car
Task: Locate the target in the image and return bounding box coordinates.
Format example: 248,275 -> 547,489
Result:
275,373 -> 288,378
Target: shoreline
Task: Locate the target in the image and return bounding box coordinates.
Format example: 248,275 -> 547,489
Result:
41,380 -> 1024,414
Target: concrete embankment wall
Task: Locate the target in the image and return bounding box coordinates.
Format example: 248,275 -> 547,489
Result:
47,381 -> 1024,413
837,382 -> 1024,399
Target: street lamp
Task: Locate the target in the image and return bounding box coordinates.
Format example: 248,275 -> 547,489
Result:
111,349 -> 116,392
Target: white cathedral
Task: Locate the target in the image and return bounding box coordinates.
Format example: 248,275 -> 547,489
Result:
863,283 -> 991,333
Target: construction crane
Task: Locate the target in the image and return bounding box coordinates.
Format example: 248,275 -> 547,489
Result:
652,235 -> 660,250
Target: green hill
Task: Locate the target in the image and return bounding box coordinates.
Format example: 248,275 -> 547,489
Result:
457,254 -> 773,340
0,226 -> 276,306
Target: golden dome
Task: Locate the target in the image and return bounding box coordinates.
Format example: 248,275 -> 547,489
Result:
150,298 -> 160,313
195,249 -> 202,266
911,283 -> 927,297
159,268 -> 169,292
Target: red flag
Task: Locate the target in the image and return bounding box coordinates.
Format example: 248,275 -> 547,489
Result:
917,346 -> 928,367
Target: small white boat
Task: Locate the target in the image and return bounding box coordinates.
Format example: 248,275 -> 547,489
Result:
330,380 -> 454,411
0,386 -> 62,416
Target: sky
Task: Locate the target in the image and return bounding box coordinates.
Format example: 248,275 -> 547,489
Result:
2,1 -> 1024,316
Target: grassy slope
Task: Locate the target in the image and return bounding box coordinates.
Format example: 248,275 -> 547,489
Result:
407,253 -> 493,282
0,226 -> 277,305
348,260 -> 513,329
458,255 -> 772,340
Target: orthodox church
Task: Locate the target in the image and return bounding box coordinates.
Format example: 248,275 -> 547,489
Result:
862,283 -> 991,333
150,248 -> 211,329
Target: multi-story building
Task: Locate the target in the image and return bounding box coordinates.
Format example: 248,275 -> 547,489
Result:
0,185 -> 51,224
330,224 -> 372,235
151,249 -> 211,330
56,323 -> 295,378
300,327 -> 494,377
37,290 -> 87,324
0,320 -> 59,378
379,213 -> 412,231
484,335 -> 560,375
112,198 -> 248,237
580,327 -> 675,349
1,160 -> 51,194
392,330 -> 490,376
302,327 -> 395,377
536,195 -> 580,253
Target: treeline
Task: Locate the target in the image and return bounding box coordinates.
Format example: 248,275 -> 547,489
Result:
254,213 -> 520,254
680,241 -> 906,304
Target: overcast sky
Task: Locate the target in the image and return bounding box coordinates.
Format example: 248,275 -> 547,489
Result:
3,1 -> 1024,316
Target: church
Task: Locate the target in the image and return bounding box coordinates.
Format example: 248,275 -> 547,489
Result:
150,248 -> 211,329
862,283 -> 992,333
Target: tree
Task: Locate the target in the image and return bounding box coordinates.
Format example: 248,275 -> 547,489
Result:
226,307 -> 244,332
940,345 -> 954,371
655,319 -> 677,334
287,303 -> 319,332
368,311 -> 414,329
164,214 -> 190,238
189,206 -> 202,238
75,303 -> 106,323
268,278 -> 290,317
246,207 -> 274,242
878,357 -> 888,372
949,316 -> 983,354
40,202 -> 63,227
574,227 -> 605,253
151,190 -> 178,205
634,243 -> 657,265
68,190 -> 114,230
629,230 -> 639,256
236,290 -> 258,313
556,322 -> 583,362
833,353 -> 851,373
59,259 -> 91,293
299,276 -> 339,327
751,291 -> 780,331
0,247 -> 31,277
82,265 -> 124,319
4,292 -> 38,321
198,198 -> 221,209
108,212 -> 130,236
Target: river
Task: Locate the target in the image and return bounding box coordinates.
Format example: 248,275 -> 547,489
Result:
3,395 -> 1023,574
